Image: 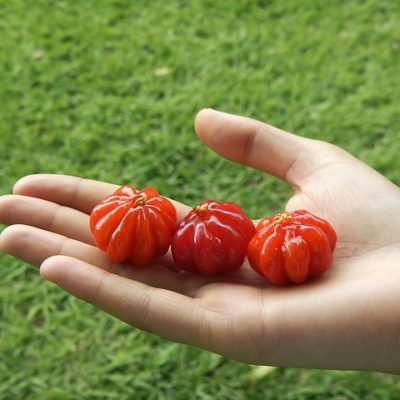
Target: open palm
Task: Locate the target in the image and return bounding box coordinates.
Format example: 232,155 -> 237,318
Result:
1,109 -> 399,373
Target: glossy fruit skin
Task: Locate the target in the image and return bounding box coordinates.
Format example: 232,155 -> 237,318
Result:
247,210 -> 337,285
90,186 -> 176,266
171,200 -> 255,275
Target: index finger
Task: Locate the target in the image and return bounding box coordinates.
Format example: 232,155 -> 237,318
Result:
12,174 -> 190,219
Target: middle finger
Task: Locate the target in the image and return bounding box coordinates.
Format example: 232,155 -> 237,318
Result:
0,194 -> 94,245
0,224 -> 207,295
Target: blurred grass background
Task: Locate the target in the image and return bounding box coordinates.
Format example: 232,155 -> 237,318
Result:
0,0 -> 399,398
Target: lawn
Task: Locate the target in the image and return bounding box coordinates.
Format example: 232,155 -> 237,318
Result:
1,0 -> 400,398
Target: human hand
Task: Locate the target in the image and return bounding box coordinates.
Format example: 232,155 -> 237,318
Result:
1,109 -> 399,373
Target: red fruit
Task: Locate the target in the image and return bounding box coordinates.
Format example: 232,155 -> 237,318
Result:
171,200 -> 255,275
247,210 -> 337,285
90,186 -> 176,265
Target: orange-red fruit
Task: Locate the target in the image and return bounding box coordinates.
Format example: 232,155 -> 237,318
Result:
247,210 -> 337,285
90,186 -> 177,266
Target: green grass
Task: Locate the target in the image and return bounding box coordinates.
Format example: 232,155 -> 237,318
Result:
1,0 -> 400,398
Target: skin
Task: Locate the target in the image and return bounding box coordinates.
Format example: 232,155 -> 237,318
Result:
0,109 -> 399,373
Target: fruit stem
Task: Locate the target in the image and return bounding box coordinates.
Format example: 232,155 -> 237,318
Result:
195,203 -> 208,218
133,194 -> 146,207
273,212 -> 292,225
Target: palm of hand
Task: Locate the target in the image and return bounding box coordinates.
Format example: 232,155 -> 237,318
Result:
1,109 -> 399,373
192,145 -> 400,371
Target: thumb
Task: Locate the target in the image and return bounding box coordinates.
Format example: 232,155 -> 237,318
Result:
195,109 -> 339,187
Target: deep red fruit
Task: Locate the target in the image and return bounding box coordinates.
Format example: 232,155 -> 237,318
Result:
247,210 -> 337,285
171,200 -> 255,275
90,186 -> 176,265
